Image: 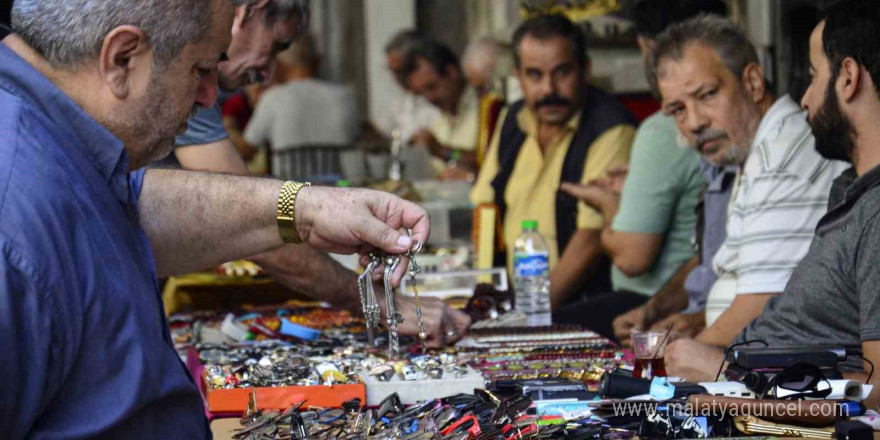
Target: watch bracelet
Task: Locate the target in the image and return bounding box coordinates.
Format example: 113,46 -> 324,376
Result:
277,181 -> 311,244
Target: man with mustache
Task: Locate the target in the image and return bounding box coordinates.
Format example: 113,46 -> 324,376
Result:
0,0 -> 436,436
556,0 -> 727,343
153,1 -> 469,345
471,14 -> 637,311
647,14 -> 849,381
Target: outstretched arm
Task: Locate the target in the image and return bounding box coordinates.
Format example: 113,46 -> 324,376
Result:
139,169 -> 428,283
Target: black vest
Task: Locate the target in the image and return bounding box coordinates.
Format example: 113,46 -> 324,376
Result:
491,86 -> 638,298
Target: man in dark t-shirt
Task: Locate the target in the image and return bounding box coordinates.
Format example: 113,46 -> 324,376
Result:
663,0 -> 880,410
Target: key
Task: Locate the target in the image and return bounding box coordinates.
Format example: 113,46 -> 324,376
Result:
357,256 -> 381,347
405,241 -> 428,353
384,255 -> 403,359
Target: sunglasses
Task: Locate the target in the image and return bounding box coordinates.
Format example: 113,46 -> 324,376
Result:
440,413 -> 482,438
491,395 -> 533,425
376,393 -> 405,419
762,362 -> 833,400
501,421 -> 538,440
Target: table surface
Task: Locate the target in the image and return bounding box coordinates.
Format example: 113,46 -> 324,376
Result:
211,417 -> 241,440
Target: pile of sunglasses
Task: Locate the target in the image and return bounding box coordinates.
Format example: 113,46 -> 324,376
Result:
232,389 -> 641,440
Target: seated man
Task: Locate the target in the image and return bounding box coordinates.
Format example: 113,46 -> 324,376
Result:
648,15 -> 847,355
471,14 -> 637,310
462,37 -> 510,166
657,6 -> 880,386
559,0 -> 727,343
376,29 -> 440,144
402,39 -> 482,171
244,34 -> 361,181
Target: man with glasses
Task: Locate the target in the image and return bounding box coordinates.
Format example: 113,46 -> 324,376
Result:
156,0 -> 470,344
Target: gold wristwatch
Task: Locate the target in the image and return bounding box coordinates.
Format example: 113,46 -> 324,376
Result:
277,181 -> 311,244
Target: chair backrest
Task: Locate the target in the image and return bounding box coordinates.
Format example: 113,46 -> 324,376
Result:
271,144 -> 353,184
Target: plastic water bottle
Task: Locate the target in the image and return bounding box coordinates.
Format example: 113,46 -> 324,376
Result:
513,220 -> 552,326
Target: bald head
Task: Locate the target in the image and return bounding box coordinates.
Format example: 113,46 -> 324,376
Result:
462,38 -> 506,94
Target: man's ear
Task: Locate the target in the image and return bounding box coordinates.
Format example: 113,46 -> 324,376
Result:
98,25 -> 151,99
582,59 -> 592,83
231,4 -> 250,35
838,57 -> 862,103
235,0 -> 270,30
741,62 -> 767,103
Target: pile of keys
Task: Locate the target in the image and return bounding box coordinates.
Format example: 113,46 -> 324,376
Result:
358,241 -> 428,359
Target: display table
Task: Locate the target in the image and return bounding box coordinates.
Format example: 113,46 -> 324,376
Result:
162,271 -> 311,315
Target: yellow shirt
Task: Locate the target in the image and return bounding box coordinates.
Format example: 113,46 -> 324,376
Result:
471,106 -> 636,272
430,86 -> 480,152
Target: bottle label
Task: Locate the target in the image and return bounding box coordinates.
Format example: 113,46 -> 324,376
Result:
513,252 -> 550,277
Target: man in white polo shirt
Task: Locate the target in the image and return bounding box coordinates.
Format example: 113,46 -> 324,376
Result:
646,15 -> 849,378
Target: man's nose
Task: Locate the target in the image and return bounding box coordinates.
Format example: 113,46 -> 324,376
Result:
686,106 -> 710,134
538,74 -> 556,95
800,85 -> 813,111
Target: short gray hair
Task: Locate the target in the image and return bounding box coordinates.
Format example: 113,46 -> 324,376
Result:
649,14 -> 760,93
462,38 -> 503,78
11,0 -> 231,68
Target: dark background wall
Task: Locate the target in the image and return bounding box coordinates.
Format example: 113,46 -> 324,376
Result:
2,0 -> 11,26
417,0 -> 469,56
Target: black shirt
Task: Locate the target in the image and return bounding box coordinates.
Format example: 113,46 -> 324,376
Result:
737,164 -> 880,372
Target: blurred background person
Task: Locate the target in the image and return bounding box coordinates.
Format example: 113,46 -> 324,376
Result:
463,37 -> 511,169
462,37 -> 512,98
376,30 -> 440,143
245,34 -> 361,182
403,39 -> 481,174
